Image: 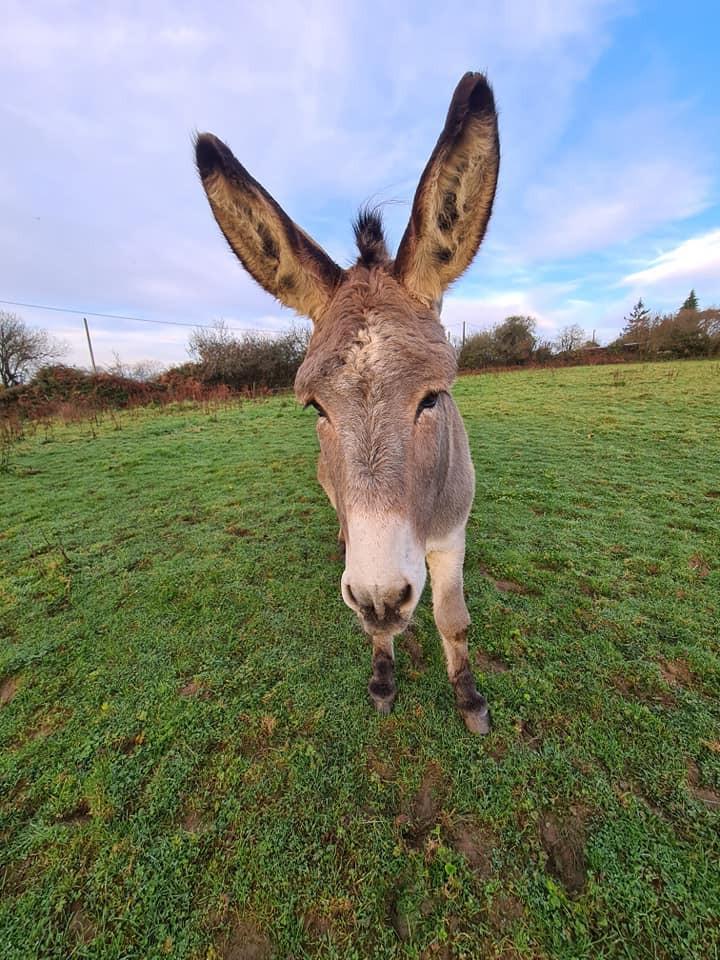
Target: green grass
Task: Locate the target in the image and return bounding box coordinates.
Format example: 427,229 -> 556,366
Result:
1,360 -> 719,960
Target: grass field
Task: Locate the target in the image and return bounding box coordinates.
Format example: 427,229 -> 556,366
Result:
1,360 -> 719,960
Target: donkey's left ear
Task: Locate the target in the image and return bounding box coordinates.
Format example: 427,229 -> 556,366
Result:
195,133 -> 344,322
393,73 -> 499,308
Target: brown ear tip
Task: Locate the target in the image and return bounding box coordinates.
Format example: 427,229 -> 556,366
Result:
466,73 -> 496,115
195,132 -> 225,179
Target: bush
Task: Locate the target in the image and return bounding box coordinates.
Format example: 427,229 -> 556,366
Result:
458,330 -> 497,369
612,308 -> 720,360
0,365 -> 166,420
648,309 -> 719,358
459,316 -> 537,369
188,323 -> 310,390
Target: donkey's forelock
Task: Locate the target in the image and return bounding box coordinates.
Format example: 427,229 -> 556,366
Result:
352,208 -> 390,267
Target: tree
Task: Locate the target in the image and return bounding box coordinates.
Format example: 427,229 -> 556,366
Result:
0,312 -> 67,388
554,323 -> 586,354
493,315 -> 537,365
622,298 -> 651,339
681,289 -> 698,312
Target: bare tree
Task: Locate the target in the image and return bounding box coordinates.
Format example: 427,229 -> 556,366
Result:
108,350 -> 161,381
0,312 -> 67,388
554,323 -> 586,354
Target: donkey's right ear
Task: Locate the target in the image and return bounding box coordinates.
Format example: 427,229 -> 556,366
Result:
195,134 -> 344,321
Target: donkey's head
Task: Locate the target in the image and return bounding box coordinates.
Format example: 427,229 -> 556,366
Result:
196,73 -> 499,638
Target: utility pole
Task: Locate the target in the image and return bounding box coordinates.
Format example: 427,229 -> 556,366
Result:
462,321 -> 466,348
83,317 -> 97,374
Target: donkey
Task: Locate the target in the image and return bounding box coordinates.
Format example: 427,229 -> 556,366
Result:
195,72 -> 499,732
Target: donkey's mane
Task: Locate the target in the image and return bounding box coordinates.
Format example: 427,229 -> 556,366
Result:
352,208 -> 390,267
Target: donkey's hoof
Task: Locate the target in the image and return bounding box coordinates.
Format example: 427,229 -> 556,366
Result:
453,667 -> 489,733
369,683 -> 396,715
461,707 -> 490,735
372,694 -> 395,715
369,679 -> 396,715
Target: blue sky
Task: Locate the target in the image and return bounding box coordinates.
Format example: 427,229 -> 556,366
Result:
2,0 -> 718,368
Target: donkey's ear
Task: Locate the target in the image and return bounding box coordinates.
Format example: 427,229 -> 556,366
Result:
393,73 -> 499,308
195,134 -> 344,321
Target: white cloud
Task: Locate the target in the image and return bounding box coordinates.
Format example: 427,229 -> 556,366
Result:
443,282 -> 580,337
622,229 -> 720,295
1,0 -> 715,369
511,105 -> 713,261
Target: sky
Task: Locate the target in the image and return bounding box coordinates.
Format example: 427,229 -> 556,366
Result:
2,0 -> 719,369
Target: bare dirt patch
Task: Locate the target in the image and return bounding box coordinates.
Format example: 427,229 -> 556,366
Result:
0,675 -> 20,706
226,525 -> 252,538
488,891 -> 525,933
367,750 -> 396,784
0,857 -> 34,896
181,806 -> 212,834
474,651 -> 509,674
705,490 -> 720,499
448,818 -> 496,878
613,674 -> 675,708
388,889 -> 411,942
688,554 -> 710,578
486,737 -> 510,762
613,780 -> 671,821
67,903 -> 96,944
686,759 -> 720,810
113,733 -> 145,754
29,712 -> 69,740
205,893 -> 231,929
57,799 -> 92,826
303,907 -> 333,940
219,919 -> 272,960
179,678 -> 210,699
659,658 -> 695,688
538,809 -> 588,894
479,566 -> 529,595
516,719 -> 542,751
402,762 -> 449,846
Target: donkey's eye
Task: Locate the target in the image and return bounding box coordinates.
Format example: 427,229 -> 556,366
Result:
305,399 -> 327,419
416,392 -> 439,417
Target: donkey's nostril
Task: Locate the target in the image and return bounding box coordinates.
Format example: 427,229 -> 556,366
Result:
345,583 -> 357,608
398,583 -> 413,608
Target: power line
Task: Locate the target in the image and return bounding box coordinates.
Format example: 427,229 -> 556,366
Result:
0,295 -> 482,338
0,298 -> 287,336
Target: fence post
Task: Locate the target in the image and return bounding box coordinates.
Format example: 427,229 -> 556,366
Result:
83,317 -> 97,374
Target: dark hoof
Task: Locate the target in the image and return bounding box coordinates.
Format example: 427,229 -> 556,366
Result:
369,676 -> 397,715
453,666 -> 490,734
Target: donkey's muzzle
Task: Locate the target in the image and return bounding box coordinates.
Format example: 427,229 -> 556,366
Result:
342,581 -> 415,634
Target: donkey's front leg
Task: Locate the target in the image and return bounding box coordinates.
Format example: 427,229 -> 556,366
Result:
427,540 -> 489,734
368,635 -> 396,715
